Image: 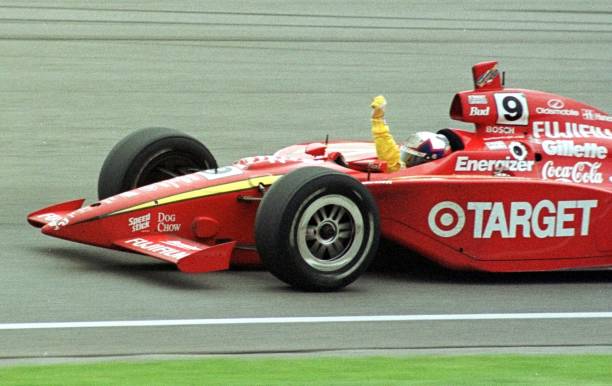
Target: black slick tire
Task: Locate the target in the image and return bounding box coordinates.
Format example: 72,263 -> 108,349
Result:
97,127 -> 217,199
255,167 -> 380,291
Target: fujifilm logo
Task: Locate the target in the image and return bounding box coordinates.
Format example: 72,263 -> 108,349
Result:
533,121 -> 612,139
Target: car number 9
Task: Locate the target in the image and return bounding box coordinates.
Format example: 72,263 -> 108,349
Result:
494,93 -> 529,125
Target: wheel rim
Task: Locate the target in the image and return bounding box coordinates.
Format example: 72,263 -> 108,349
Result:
296,194 -> 365,272
133,150 -> 210,188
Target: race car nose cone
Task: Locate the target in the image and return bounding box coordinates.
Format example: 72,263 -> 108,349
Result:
40,215 -> 112,248
41,223 -> 76,243
41,219 -> 91,244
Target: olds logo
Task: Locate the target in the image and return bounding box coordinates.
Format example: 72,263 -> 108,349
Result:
536,100 -> 579,116
547,99 -> 565,109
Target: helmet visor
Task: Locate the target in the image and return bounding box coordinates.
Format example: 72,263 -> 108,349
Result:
400,145 -> 427,167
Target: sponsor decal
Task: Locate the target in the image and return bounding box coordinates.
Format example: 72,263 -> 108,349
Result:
428,199 -> 597,239
535,107 -> 579,116
428,201 -> 465,237
547,99 -> 565,109
41,213 -> 70,230
236,155 -> 315,168
494,93 -> 529,126
486,126 -> 515,135
476,67 -> 499,88
124,238 -> 190,259
582,109 -> 612,122
129,213 -> 151,232
47,216 -> 70,231
198,166 -> 244,180
542,140 -> 607,159
469,106 -> 490,116
533,121 -> 612,139
139,180 -> 181,192
455,156 -> 534,172
468,95 -> 488,105
509,141 -> 528,161
37,212 -> 63,224
162,240 -> 202,251
542,161 -> 603,184
119,191 -> 140,198
157,212 -> 181,233
485,141 -> 507,151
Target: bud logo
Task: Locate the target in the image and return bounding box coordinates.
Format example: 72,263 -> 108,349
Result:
129,213 -> 151,232
428,199 -> 597,239
470,106 -> 490,116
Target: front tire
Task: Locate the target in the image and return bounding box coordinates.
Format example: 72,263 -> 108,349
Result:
98,127 -> 217,199
255,167 -> 380,291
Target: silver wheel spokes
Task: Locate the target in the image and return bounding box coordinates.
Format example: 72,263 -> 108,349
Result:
305,206 -> 352,258
297,195 -> 364,272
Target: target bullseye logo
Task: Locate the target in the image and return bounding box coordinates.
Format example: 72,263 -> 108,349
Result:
428,201 -> 466,237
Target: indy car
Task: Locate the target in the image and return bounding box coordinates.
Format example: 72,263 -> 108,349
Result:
28,61 -> 612,291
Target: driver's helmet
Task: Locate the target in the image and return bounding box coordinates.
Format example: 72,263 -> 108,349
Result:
400,132 -> 451,167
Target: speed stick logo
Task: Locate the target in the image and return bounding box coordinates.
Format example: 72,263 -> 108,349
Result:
428,200 -> 597,239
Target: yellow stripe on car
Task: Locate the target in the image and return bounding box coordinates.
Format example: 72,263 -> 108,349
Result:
110,175 -> 281,216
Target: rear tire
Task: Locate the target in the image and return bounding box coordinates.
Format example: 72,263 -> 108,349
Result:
98,127 -> 217,199
255,167 -> 380,291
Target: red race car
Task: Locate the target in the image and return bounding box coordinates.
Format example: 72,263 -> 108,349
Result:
28,61 -> 612,291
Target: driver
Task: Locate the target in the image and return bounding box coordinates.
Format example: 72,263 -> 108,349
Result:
370,95 -> 451,172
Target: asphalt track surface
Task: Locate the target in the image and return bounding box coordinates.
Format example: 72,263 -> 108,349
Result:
1,1 -> 612,362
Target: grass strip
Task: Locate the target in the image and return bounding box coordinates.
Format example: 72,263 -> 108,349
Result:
1,354 -> 611,385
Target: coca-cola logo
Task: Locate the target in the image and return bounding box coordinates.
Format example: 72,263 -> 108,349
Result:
542,161 -> 603,184
547,99 -> 565,109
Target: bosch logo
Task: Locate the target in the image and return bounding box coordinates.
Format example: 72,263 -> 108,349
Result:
547,99 -> 565,109
427,201 -> 466,237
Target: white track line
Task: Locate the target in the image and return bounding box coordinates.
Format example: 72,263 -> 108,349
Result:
1,312 -> 612,330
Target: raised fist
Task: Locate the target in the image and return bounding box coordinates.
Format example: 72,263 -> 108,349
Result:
370,95 -> 387,119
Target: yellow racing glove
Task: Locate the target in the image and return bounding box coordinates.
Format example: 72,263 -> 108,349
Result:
370,95 -> 401,172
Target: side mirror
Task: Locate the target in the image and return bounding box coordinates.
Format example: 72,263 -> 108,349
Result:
347,159 -> 388,173
305,142 -> 327,157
